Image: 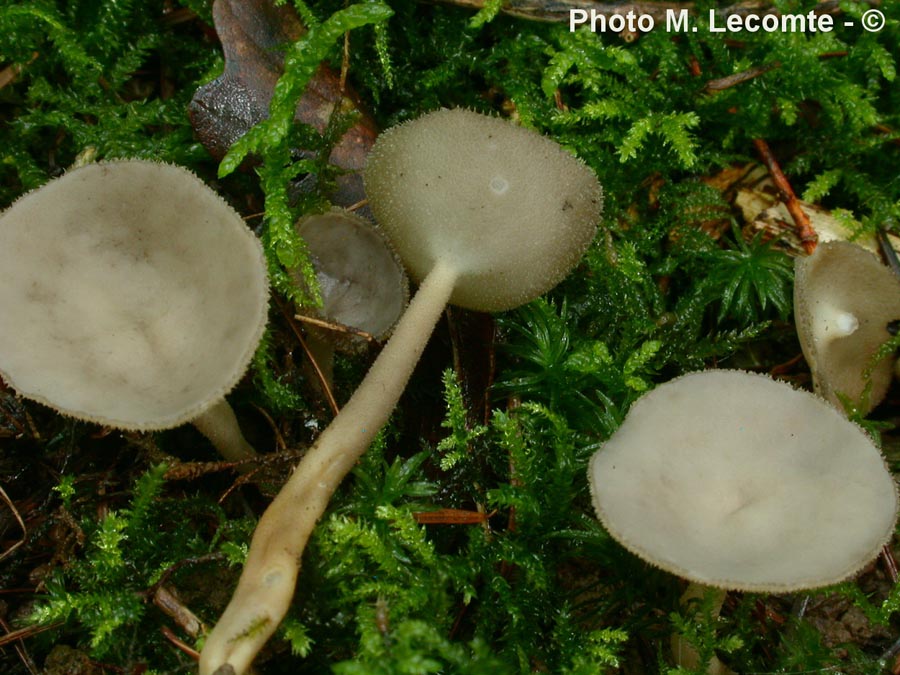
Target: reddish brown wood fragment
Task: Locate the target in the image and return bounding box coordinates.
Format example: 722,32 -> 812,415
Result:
413,508 -> 492,525
153,586 -> 205,638
752,138 -> 817,254
0,52 -> 37,92
162,625 -> 201,660
688,56 -> 701,77
705,61 -> 779,91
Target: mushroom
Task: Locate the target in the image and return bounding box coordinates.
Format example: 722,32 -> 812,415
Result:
0,160 -> 269,461
199,108 -> 602,674
293,208 -> 408,389
794,240 -> 900,414
588,370 -> 898,672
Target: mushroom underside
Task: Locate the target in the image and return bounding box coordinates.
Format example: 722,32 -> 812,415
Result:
589,370 -> 898,592
0,160 -> 269,430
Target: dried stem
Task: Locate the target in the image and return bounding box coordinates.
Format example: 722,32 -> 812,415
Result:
752,138 -> 817,254
0,615 -> 38,675
0,622 -> 63,649
706,62 -> 779,91
162,625 -> 201,660
294,314 -> 375,342
280,303 -> 340,416
0,485 -> 25,563
0,52 -> 38,91
882,544 -> 899,584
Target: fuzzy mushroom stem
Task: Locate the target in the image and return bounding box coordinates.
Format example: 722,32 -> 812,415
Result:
198,260 -> 458,675
191,399 -> 258,462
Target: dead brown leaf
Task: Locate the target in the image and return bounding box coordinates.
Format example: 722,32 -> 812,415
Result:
189,0 -> 378,207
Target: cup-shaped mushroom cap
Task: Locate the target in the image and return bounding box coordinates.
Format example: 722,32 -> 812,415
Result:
363,108 -> 602,312
295,209 -> 408,346
0,160 -> 269,430
588,370 -> 898,593
794,240 -> 900,414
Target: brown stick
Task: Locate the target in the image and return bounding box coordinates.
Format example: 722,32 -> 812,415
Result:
277,299 -> 340,417
293,314 -> 375,342
752,138 -> 817,254
0,52 -> 38,91
706,62 -> 779,91
162,625 -> 201,660
0,622 -> 64,648
0,616 -> 39,674
0,485 -> 25,563
413,508 -> 493,524
882,545 -> 899,583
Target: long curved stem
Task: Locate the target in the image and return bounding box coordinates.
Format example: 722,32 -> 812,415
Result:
199,260 -> 458,675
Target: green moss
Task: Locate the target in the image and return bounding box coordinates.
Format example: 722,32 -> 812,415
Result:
4,0 -> 900,672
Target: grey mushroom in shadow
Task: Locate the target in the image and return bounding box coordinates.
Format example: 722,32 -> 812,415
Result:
293,208 -> 408,391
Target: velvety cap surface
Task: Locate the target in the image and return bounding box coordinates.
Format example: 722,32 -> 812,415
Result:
364,108 -> 602,312
0,160 -> 269,430
589,370 -> 898,592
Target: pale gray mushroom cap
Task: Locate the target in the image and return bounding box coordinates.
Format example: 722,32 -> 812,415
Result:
794,240 -> 900,414
295,209 -> 408,344
0,160 -> 269,430
588,370 -> 898,592
363,108 -> 602,312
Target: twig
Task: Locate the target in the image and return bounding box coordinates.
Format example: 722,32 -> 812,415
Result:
148,554 -> 226,602
281,307 -> 340,417
162,625 -> 201,660
752,138 -> 817,254
0,616 -> 39,674
881,544 -> 899,583
153,586 -> 206,638
293,314 -> 375,342
163,456 -> 260,481
706,61 -> 779,91
0,484 -> 26,563
253,403 -> 288,453
877,228 -> 900,278
412,508 -> 494,524
768,353 -> 803,377
345,197 -> 368,213
688,55 -> 701,77
0,621 -> 64,648
0,52 -> 38,92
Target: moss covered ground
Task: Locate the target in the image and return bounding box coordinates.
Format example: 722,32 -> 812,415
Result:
1,0 -> 900,673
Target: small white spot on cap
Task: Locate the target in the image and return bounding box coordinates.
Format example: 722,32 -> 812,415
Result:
489,176 -> 509,195
834,311 -> 859,337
